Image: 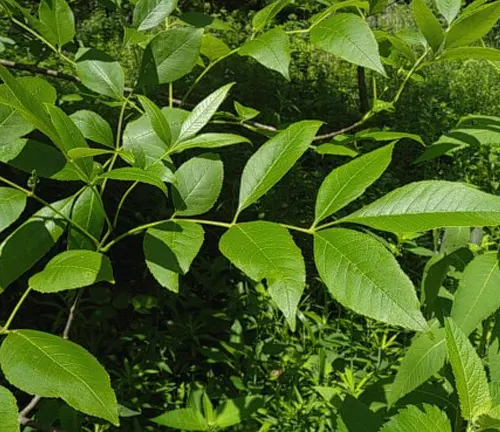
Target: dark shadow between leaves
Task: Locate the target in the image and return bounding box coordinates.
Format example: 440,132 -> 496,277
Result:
143,223 -> 184,274
338,394 -> 383,432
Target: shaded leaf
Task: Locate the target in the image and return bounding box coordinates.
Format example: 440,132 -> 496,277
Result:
99,167 -> 167,193
315,143 -> 358,157
70,110 -> 114,148
439,47 -> 500,62
380,404 -> 451,432
133,0 -> 178,31
0,386 -> 19,432
201,34 -> 230,62
138,95 -> 171,147
252,0 -> 291,32
215,396 -> 264,428
0,187 -> 26,234
412,0 -> 444,52
152,408 -> 208,430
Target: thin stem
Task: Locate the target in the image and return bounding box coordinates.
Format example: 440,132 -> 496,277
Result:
1,287 -> 32,333
112,181 -> 139,228
169,83 -> 174,108
315,219 -> 342,232
392,48 -> 429,104
279,223 -> 313,235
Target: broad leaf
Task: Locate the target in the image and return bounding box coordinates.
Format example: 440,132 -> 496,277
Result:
215,396 -> 264,428
76,48 -> 125,100
144,221 -> 204,293
139,28 -> 203,86
238,120 -> 322,213
412,0 -> 444,52
138,95 -> 171,147
343,181 -> 500,233
0,386 -> 19,432
380,404 -> 451,432
435,0 -> 460,24
220,221 -> 306,330
171,133 -> 249,154
0,330 -> 119,425
201,34 -> 231,62
173,153 -> 223,216
38,0 -> 75,47
239,28 -> 290,80
445,318 -> 491,420
314,143 -> 394,225
0,104 -> 33,145
152,408 -> 208,431
0,187 -> 26,234
314,228 -> 427,331
99,167 -> 167,193
252,0 -> 291,32
310,13 -> 386,75
70,110 -> 114,148
133,0 -> 178,31
439,47 -> 500,62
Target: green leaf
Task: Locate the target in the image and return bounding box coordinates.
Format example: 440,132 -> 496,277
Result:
0,330 -> 119,425
171,132 -> 249,154
201,34 -> 231,62
435,0 -> 460,24
0,386 -> 19,432
38,0 -> 75,47
0,104 -> 33,145
315,143 -> 359,157
355,130 -> 425,146
67,148 -> 114,159
343,181 -> 500,233
178,83 -> 234,142
314,143 -> 394,225
99,167 -> 167,193
76,48 -> 125,100
68,186 -> 105,250
239,28 -> 291,80
133,0 -> 178,31
380,404 -> 451,432
439,47 -> 500,62
314,228 -> 427,331
451,253 -> 500,336
70,110 -> 114,148
0,196 -> 73,292
238,120 -> 322,213
310,13 -> 386,76
139,28 -> 203,86
234,101 -> 260,121
220,221 -> 306,330
445,318 -> 491,420
173,153 -> 223,216
412,0 -> 444,52
445,2 -> 500,49
144,221 -> 204,293
215,396 -> 264,428
252,0 -> 290,32
138,95 -> 171,147
0,187 -> 26,234
152,408 -> 208,430
29,250 -> 114,293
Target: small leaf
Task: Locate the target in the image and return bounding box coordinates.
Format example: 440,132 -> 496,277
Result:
38,0 -> 75,47
438,47 -> 500,62
412,0 -> 444,52
310,13 -> 386,75
144,221 -> 204,293
173,153 -> 223,216
201,34 -> 231,62
0,386 -> 19,432
0,187 -> 26,234
435,0 -> 461,24
215,396 -> 264,428
138,95 -> 171,147
355,130 -> 425,146
0,330 -> 119,425
70,110 -> 114,148
252,0 -> 290,31
234,101 -> 260,121
380,404 -> 451,432
99,167 -> 167,193
239,28 -> 291,80
171,133 -> 249,154
314,228 -> 427,331
133,0 -> 178,31
152,408 -> 208,430
68,148 -> 114,159
315,143 -> 358,157
445,318 -> 491,420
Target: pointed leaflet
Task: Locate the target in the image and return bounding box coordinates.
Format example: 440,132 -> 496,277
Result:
138,95 -> 171,147
70,110 -> 114,148
171,133 -> 250,154
201,34 -> 230,62
99,167 -> 167,193
234,101 -> 260,121
438,47 -> 500,62
314,228 -> 427,331
152,408 -> 208,430
412,0 -> 444,52
178,83 -> 234,142
343,181 -> 500,233
0,330 -> 119,425
219,221 -> 306,330
310,13 -> 386,75
252,0 -> 290,32
239,28 -> 291,80
0,386 -> 19,432
76,48 -> 125,100
314,143 -> 394,225
355,130 -> 424,146
435,0 -> 461,24
144,221 -> 204,293
68,148 -> 113,159
173,153 -> 223,216
38,0 -> 75,47
139,28 -> 203,86
445,318 -> 491,420
238,120 -> 322,213
0,187 -> 26,234
0,196 -> 73,292
133,0 -> 178,31
315,144 -> 358,157
380,404 -> 451,432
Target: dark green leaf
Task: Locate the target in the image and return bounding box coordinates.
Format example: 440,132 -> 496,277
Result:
38,0 -> 75,47
252,0 -> 291,32
215,396 -> 264,428
70,110 -> 114,148
380,404 -> 451,432
152,408 -> 208,430
138,95 -> 171,147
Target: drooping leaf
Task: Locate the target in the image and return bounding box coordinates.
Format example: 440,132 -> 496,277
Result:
38,0 -> 75,47
215,396 -> 264,428
201,34 -> 231,62
445,318 -> 492,420
314,228 -> 427,331
171,133 -> 250,154
355,130 -> 425,146
380,404 -> 451,432
133,0 -> 178,31
438,47 -> 500,62
252,0 -> 291,32
220,221 -> 306,330
70,110 -> 114,148
435,0 -> 461,24
343,181 -> 500,233
173,153 -> 223,216
76,48 -> 125,100
152,408 -> 208,431
412,0 -> 444,52
239,28 -> 291,80
238,120 -> 322,213
144,221 -> 204,293
99,167 -> 167,193
0,187 -> 26,234
314,143 -> 394,225
0,386 -> 19,432
310,13 -> 386,75
0,330 -> 119,425
138,95 -> 171,147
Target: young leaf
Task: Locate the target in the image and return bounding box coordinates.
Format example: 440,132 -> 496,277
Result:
238,120 -> 322,213
171,133 -> 249,154
445,318 -> 492,420
343,181 -> 500,233
152,408 -> 208,431
0,386 -> 19,432
0,330 -> 119,425
139,28 -> 203,86
252,0 -> 291,32
215,396 -> 264,428
239,28 -> 291,80
138,95 -> 171,147
438,46 -> 500,62
314,143 -> 394,226
310,13 -> 386,76
133,0 -> 178,31
178,83 -> 234,141
70,110 -> 114,148
76,48 -> 125,100
219,221 -> 306,330
234,101 -> 260,121
201,34 -> 231,62
0,187 -> 26,234
144,221 -> 204,293
38,0 -> 75,47
412,0 -> 444,52
99,167 -> 167,193
435,0 -> 460,24
314,228 -> 427,331
380,404 -> 451,432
